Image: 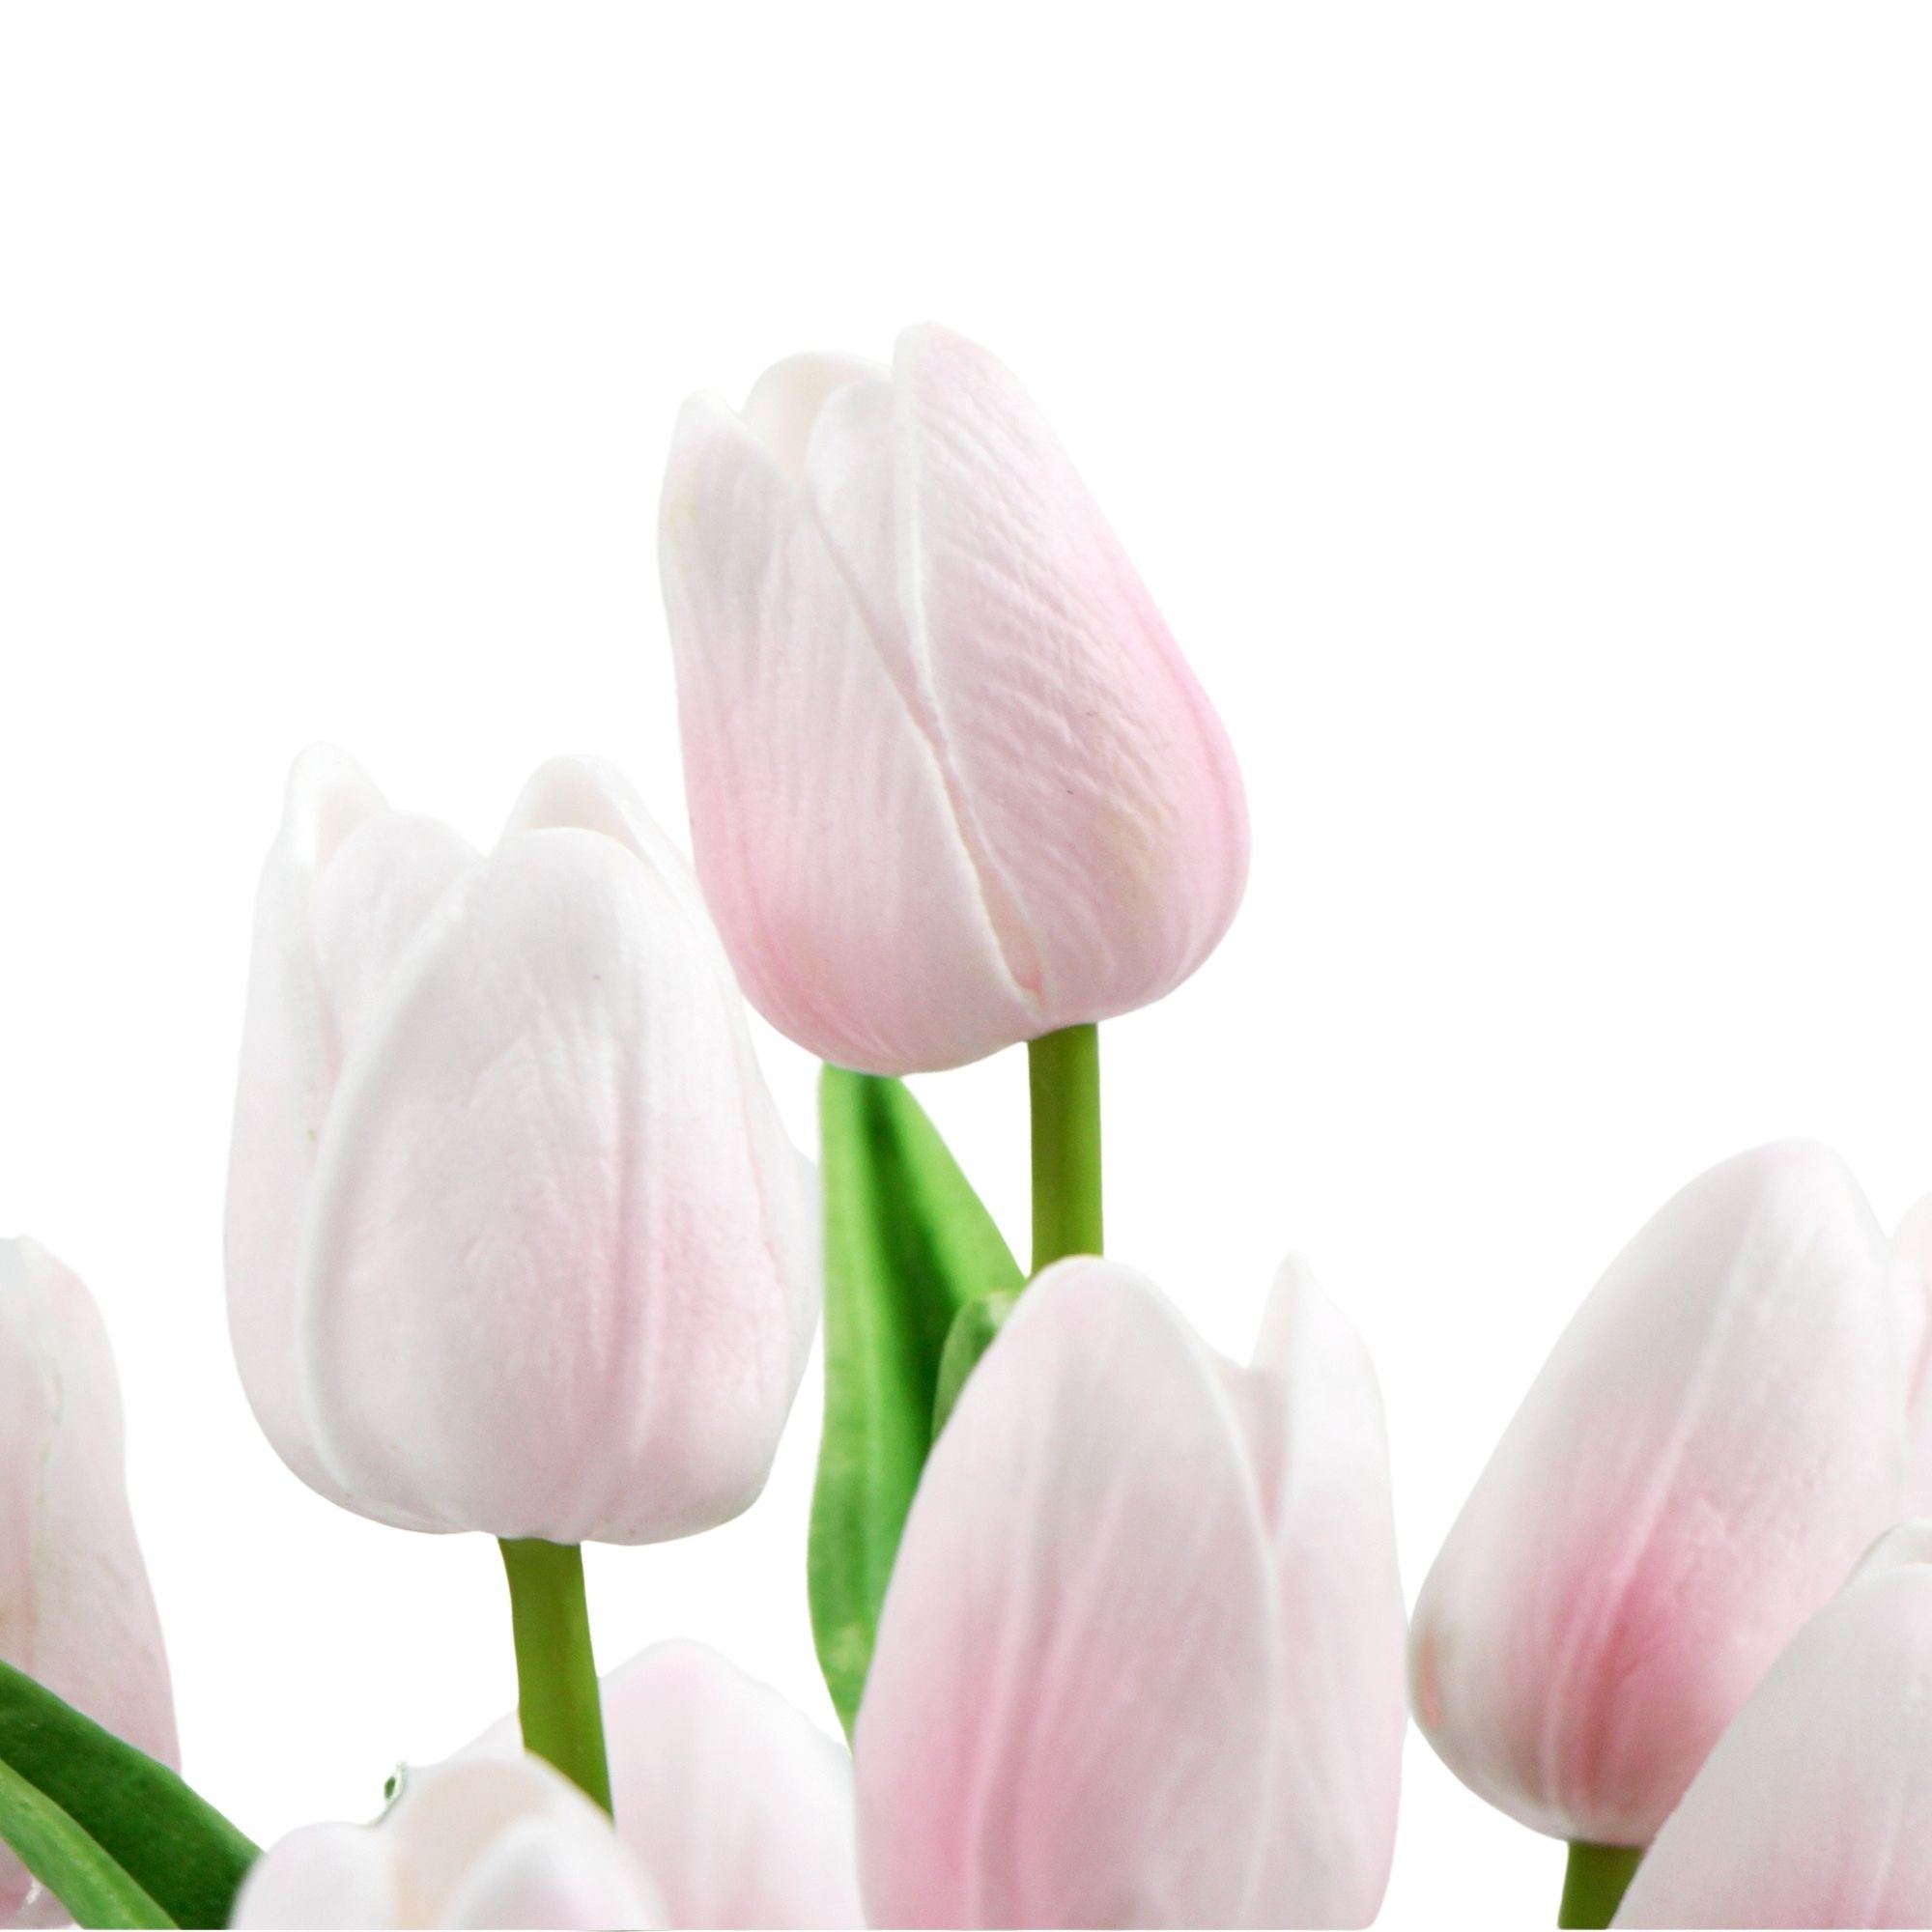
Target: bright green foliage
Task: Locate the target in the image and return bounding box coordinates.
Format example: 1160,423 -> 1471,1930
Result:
809,1068 -> 1023,1736
0,1660 -> 259,1929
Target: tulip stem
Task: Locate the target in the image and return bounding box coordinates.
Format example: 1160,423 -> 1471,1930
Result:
1558,1841 -> 1642,1928
1028,1023 -> 1103,1271
497,1539 -> 612,1814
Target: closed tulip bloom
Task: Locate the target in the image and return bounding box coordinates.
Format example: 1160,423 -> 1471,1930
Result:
659,324 -> 1248,1076
467,1641 -> 862,1928
0,1240 -> 177,1928
854,1257 -> 1405,1929
1615,1521 -> 1932,1928
232,1756 -> 662,1930
225,749 -> 816,1542
1410,1141 -> 1918,1850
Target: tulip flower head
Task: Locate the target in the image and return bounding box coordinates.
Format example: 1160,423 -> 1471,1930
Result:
1411,1140 -> 1919,1849
0,1239 -> 177,1928
224,750 -> 816,1543
231,1755 -> 661,1931
659,324 -> 1249,1075
853,1256 -> 1405,1929
1614,1520 -> 1932,1928
467,1640 -> 863,1929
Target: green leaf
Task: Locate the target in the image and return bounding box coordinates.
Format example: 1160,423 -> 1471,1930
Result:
0,1758 -> 173,1928
0,1660 -> 258,1928
931,1290 -> 1018,1441
809,1067 -> 1024,1735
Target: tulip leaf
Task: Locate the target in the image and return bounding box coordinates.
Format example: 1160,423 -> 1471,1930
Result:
930,1290 -> 1018,1441
810,1067 -> 1023,1736
0,1759 -> 173,1928
0,1660 -> 258,1929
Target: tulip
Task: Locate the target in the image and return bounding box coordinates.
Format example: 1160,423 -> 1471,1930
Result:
0,1239 -> 177,1928
231,1755 -> 661,1930
224,749 -> 817,1543
467,1640 -> 863,1929
852,1256 -> 1405,1928
658,324 -> 1249,1076
1614,1520 -> 1932,1928
1410,1141 -> 1918,1853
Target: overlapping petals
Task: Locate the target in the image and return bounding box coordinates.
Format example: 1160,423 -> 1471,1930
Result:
1411,1141 -> 1917,1847
225,750 -> 817,1542
853,1257 -> 1403,1928
659,325 -> 1248,1075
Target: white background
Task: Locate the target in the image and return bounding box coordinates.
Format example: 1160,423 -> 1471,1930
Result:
3,7 -> 1930,1926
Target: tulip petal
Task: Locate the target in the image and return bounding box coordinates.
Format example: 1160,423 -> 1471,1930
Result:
310,813 -> 478,1049
296,824 -> 811,1541
468,1641 -> 862,1929
661,391 -> 1035,1074
739,352 -> 886,483
225,744 -> 391,1509
1614,1542 -> 1932,1928
1411,1141 -> 1913,1845
1889,1195 -> 1932,1510
854,1260 -> 1277,1929
231,1824 -> 397,1930
893,324 -> 1249,1030
440,1812 -> 665,1931
1221,1259 -> 1405,1930
0,1242 -> 178,1924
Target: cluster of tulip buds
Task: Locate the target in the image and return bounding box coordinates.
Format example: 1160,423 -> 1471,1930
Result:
2,325 -> 1926,1932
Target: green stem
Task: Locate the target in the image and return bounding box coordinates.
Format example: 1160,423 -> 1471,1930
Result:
1559,1841 -> 1642,1928
1028,1023 -> 1103,1272
497,1539 -> 611,1813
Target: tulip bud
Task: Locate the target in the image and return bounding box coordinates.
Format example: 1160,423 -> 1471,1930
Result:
224,750 -> 817,1542
1411,1141 -> 1916,1849
658,324 -> 1249,1076
0,1239 -> 177,1928
467,1640 -> 862,1929
231,1756 -> 662,1930
1614,1520 -> 1932,1927
853,1257 -> 1405,1928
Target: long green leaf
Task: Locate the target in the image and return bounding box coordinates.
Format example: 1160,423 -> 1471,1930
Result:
0,1661 -> 257,1928
809,1068 -> 1023,1734
0,1758 -> 172,1928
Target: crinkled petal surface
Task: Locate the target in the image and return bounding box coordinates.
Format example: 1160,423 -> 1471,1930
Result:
891,325 -> 1249,1032
1615,1532 -> 1932,1928
0,1240 -> 176,1923
295,794 -> 813,1540
1222,1258 -> 1406,1929
660,384 -> 1033,1073
1410,1141 -> 1912,1845
854,1260 -> 1277,1928
468,1641 -> 861,1929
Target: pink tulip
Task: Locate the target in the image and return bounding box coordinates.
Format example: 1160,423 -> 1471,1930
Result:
1615,1521 -> 1932,1928
231,1755 -> 663,1930
224,750 -> 816,1542
1411,1141 -> 1918,1850
853,1257 -> 1405,1928
0,1239 -> 177,1928
658,324 -> 1249,1075
467,1641 -> 862,1929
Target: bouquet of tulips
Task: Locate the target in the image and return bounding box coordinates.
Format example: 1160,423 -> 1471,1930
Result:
3,326 -> 1927,1932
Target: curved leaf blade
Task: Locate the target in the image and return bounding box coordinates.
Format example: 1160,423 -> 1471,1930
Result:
0,1757 -> 173,1929
0,1661 -> 256,1929
809,1067 -> 1023,1734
